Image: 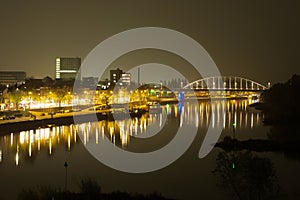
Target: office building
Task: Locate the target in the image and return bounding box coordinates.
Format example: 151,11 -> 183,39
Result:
110,68 -> 131,86
97,79 -> 110,90
120,73 -> 131,86
110,68 -> 123,84
0,71 -> 26,86
55,57 -> 81,79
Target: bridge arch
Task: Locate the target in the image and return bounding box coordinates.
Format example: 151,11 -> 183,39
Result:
183,76 -> 268,91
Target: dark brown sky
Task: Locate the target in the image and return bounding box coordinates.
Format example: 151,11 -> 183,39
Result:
0,0 -> 299,85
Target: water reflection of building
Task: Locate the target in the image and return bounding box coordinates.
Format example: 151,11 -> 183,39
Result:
0,125 -> 77,166
0,100 -> 263,166
77,114 -> 158,147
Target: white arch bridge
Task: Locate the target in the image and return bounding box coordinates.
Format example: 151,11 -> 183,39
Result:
183,76 -> 268,91
182,76 -> 269,99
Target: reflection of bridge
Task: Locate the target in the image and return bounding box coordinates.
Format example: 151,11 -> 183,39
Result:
183,76 -> 268,91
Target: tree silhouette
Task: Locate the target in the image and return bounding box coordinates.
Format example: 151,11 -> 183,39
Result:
213,150 -> 281,200
55,86 -> 70,108
78,177 -> 101,199
262,74 -> 300,146
9,89 -> 23,110
263,74 -> 300,125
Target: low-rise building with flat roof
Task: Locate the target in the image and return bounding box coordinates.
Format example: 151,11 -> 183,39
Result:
0,71 -> 26,86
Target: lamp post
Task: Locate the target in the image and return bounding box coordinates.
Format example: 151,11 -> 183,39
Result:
232,122 -> 236,139
64,161 -> 68,190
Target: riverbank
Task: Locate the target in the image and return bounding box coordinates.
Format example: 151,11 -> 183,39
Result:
215,137 -> 300,153
0,110 -> 144,136
248,102 -> 265,110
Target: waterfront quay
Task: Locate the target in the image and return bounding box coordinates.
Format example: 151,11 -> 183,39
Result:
0,103 -> 153,135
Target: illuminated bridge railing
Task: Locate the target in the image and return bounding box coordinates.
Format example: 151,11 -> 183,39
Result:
183,76 -> 268,91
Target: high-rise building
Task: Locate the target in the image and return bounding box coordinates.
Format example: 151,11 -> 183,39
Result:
110,68 -> 123,84
0,71 -> 26,86
55,57 -> 81,80
110,68 -> 131,86
120,73 -> 131,86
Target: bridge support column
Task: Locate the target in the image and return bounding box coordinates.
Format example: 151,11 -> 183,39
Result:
235,77 -> 237,89
240,77 -> 243,90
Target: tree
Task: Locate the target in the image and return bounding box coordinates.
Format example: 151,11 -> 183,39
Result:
78,177 -> 101,196
55,86 -> 70,108
9,89 -> 23,110
213,151 -> 281,200
263,74 -> 300,124
262,74 -> 300,144
42,76 -> 54,87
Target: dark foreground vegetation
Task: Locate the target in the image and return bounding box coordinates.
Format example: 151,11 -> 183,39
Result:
216,136 -> 300,161
216,136 -> 300,152
213,150 -> 284,200
18,177 -> 172,200
262,74 -> 300,127
215,138 -> 294,199
219,75 -> 300,161
213,75 -> 300,199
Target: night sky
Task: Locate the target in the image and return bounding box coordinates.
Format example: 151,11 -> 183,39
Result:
0,0 -> 299,85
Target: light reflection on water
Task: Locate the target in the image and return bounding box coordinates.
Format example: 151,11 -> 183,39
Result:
0,99 -> 269,200
0,99 -> 263,166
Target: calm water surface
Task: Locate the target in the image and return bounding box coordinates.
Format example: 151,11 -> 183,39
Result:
0,99 -> 299,199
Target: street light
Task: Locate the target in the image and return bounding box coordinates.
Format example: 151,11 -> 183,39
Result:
232,122 -> 236,139
64,161 -> 68,190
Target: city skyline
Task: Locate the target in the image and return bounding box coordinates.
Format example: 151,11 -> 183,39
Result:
1,1 -> 300,199
0,1 -> 299,85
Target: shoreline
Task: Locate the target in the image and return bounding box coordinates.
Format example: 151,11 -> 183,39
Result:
0,111 -> 144,136
0,97 -> 256,136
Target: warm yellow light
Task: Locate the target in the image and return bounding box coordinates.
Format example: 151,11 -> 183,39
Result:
101,126 -> 104,139
49,138 -> 52,155
19,131 -> 25,144
30,131 -> 34,143
10,133 -> 13,146
95,129 -> 99,144
67,133 -> 71,151
38,139 -> 41,151
83,130 -> 87,145
29,143 -> 32,157
15,145 -> 19,166
15,152 -> 19,166
45,128 -> 50,140
110,126 -> 114,137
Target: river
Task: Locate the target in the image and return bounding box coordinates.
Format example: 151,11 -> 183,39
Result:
0,99 -> 299,199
